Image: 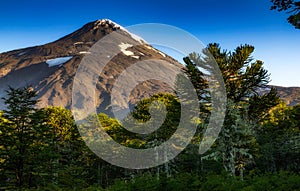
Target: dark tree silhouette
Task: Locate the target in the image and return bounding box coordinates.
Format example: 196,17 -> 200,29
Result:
271,0 -> 300,29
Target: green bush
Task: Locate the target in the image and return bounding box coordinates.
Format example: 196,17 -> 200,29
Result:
106,172 -> 300,191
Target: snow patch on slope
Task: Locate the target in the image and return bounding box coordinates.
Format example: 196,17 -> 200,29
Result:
118,43 -> 140,59
79,51 -> 91,54
18,52 -> 26,56
46,56 -> 73,67
158,52 -> 166,57
119,43 -> 134,56
131,55 -> 140,59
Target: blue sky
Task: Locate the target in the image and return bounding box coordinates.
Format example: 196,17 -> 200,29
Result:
0,0 -> 299,86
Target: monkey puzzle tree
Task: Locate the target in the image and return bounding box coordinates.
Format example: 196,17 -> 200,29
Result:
183,43 -> 280,178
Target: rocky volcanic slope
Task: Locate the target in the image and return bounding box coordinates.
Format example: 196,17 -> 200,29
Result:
0,19 -> 183,114
258,85 -> 300,106
270,85 -> 300,106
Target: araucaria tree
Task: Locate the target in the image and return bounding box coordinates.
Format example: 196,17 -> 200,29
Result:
184,44 -> 280,178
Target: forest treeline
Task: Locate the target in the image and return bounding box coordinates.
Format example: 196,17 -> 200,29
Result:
0,44 -> 299,190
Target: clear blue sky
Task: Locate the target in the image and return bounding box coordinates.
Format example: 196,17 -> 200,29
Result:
0,0 -> 299,86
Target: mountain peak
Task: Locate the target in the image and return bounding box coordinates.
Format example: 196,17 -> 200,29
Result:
93,19 -> 146,44
93,19 -> 123,31
53,18 -> 145,46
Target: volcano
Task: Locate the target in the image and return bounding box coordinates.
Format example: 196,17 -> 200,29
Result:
0,19 -> 183,115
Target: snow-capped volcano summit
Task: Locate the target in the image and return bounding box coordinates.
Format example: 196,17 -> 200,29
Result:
0,19 -> 182,113
93,19 -> 146,44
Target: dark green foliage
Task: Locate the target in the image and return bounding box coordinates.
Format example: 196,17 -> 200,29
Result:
130,93 -> 181,144
257,103 -> 300,173
249,87 -> 281,120
106,172 -> 300,191
0,86 -> 50,188
202,100 -> 258,180
183,56 -> 208,102
271,0 -> 300,29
